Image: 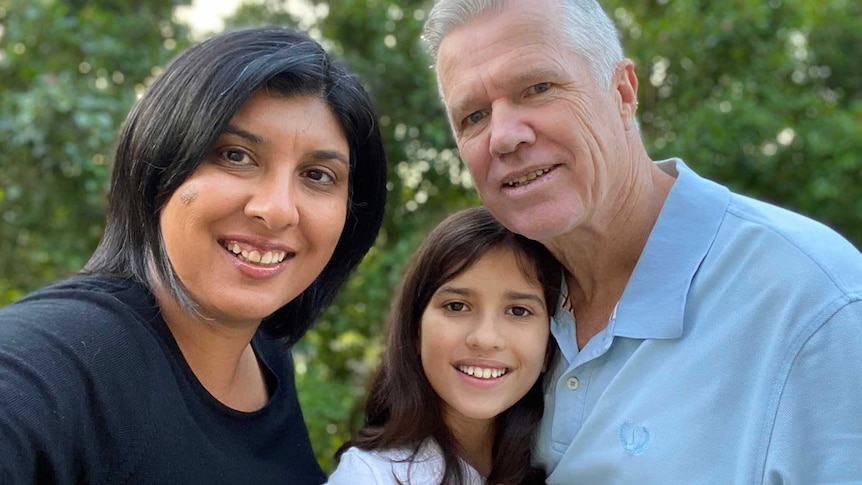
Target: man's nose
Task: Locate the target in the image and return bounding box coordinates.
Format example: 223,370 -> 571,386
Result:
488,104 -> 536,158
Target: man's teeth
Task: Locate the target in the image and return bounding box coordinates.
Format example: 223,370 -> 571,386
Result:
226,242 -> 287,265
505,168 -> 551,187
458,365 -> 507,379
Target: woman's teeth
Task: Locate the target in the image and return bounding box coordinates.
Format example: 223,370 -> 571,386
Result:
225,242 -> 287,265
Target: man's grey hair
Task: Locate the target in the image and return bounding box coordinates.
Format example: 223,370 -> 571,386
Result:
423,0 -> 624,89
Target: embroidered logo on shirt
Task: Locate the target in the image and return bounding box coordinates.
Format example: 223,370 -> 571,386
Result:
619,420 -> 650,456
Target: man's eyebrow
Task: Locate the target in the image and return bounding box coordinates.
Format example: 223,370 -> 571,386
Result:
447,67 -> 560,119
222,124 -> 265,145
447,94 -> 480,123
507,67 -> 558,89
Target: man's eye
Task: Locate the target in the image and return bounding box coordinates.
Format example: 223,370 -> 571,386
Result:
466,111 -> 485,125
530,82 -> 551,94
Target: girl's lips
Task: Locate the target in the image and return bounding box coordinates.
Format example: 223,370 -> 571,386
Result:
456,364 -> 509,379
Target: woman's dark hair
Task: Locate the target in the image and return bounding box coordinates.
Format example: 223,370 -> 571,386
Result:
338,207 -> 559,485
82,27 -> 387,346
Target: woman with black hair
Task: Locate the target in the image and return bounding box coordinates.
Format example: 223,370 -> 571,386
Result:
0,27 -> 387,484
328,207 -> 560,485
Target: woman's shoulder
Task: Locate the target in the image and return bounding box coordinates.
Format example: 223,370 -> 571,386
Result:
0,274 -> 162,383
0,274 -> 155,334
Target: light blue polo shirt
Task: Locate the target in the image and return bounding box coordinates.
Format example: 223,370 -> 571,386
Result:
535,159 -> 862,484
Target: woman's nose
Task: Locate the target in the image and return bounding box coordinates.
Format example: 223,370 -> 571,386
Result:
243,175 -> 300,231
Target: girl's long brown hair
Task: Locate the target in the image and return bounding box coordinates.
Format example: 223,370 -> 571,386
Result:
337,207 -> 560,485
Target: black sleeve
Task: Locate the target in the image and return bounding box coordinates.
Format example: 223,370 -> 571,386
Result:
0,289 -> 154,484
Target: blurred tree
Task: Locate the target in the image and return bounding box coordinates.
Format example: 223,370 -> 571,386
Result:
0,0 -> 190,303
606,0 -> 862,239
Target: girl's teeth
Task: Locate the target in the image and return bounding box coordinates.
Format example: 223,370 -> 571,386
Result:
458,365 -> 507,379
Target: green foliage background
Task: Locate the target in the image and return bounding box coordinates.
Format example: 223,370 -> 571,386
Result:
1,0 -> 859,473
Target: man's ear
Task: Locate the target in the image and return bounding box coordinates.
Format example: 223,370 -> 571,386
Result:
614,58 -> 639,130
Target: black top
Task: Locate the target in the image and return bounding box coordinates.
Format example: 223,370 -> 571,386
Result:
0,275 -> 325,484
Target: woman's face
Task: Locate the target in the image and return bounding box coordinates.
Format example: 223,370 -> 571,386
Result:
419,246 -> 550,434
159,91 -> 349,328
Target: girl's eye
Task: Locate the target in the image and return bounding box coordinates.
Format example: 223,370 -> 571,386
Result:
507,306 -> 533,317
444,301 -> 467,312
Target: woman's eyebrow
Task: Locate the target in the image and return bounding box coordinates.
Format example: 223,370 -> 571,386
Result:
308,150 -> 349,167
222,124 -> 264,145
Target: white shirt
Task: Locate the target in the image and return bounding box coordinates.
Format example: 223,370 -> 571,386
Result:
327,439 -> 484,485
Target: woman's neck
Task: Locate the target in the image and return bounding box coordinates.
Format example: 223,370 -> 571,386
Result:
155,288 -> 268,412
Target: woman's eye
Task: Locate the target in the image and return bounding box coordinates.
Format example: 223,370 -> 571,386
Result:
220,149 -> 252,166
304,168 -> 335,184
507,306 -> 533,317
444,302 -> 467,312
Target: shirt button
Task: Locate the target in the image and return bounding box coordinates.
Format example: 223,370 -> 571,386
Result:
566,376 -> 580,390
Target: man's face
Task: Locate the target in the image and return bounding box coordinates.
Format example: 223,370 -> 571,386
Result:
436,0 -> 636,243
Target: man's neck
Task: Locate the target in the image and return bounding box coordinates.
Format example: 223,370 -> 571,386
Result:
548,158 -> 676,348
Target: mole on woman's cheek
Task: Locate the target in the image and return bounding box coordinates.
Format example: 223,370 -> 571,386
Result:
179,185 -> 199,206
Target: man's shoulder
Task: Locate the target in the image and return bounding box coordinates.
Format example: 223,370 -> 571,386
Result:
722,192 -> 862,292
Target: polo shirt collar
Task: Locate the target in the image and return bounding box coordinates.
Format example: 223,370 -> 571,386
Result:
611,158 -> 730,340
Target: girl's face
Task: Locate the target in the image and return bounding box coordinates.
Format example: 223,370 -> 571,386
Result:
159,92 -> 349,328
419,246 -> 550,433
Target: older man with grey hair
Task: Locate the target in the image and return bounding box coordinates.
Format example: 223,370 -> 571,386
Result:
424,0 -> 862,482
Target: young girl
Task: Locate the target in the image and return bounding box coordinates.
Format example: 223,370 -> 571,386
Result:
328,207 -> 560,485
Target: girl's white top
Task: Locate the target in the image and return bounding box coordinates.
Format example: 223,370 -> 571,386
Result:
326,439 -> 484,485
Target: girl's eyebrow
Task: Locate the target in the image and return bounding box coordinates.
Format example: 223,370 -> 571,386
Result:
506,291 -> 545,305
436,286 -> 544,305
436,286 -> 473,297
